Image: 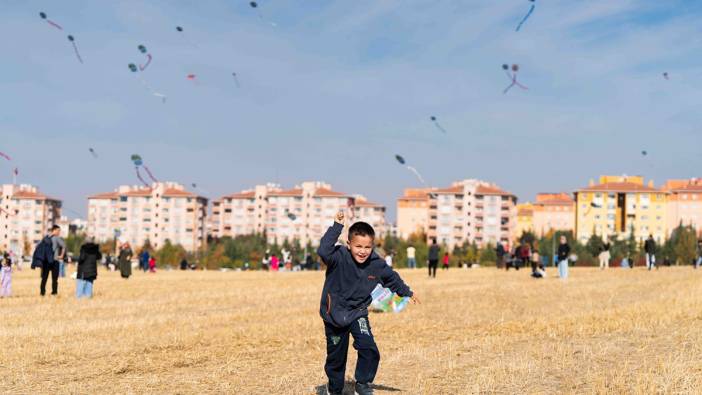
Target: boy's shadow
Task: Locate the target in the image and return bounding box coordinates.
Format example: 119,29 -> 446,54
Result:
315,381 -> 402,394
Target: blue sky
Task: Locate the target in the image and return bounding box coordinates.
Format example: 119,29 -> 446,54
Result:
1,0 -> 701,222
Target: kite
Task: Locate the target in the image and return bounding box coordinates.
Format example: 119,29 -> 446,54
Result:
284,209 -> 297,221
39,11 -> 63,30
515,0 -> 536,32
502,63 -> 528,94
130,154 -> 158,187
395,154 -> 428,185
89,148 -> 98,158
662,72 -> 669,80
0,152 -> 11,161
430,116 -> 447,134
67,35 -> 83,64
641,150 -> 647,156
175,26 -> 198,48
0,151 -> 16,180
129,63 -> 166,103
187,74 -> 196,80
231,72 -> 241,88
138,44 -> 152,71
249,1 -> 278,27
370,284 -> 410,313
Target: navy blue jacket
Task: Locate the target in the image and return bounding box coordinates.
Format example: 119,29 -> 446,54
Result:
318,222 -> 413,328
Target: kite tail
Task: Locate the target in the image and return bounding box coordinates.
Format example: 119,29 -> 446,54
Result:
433,122 -> 447,134
407,166 -> 426,185
503,81 -> 516,94
143,166 -> 158,182
47,20 -> 63,30
139,54 -> 152,71
135,167 -> 150,187
515,4 -> 535,32
0,152 -> 11,161
71,41 -> 84,64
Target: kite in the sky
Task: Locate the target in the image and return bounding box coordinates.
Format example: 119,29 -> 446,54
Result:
231,72 -> 241,88
138,44 -> 152,71
502,64 -> 528,94
175,26 -> 198,48
515,0 -> 536,32
641,150 -> 648,156
0,151 -> 17,180
662,72 -> 669,80
130,154 -> 158,187
67,35 -> 83,64
89,148 -> 98,158
249,1 -> 277,27
129,63 -> 166,103
187,74 -> 196,80
395,154 -> 428,186
0,151 -> 11,161
430,116 -> 447,134
39,11 -> 63,30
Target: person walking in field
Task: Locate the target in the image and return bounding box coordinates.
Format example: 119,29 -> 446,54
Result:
557,235 -> 570,279
696,240 -> 702,269
270,254 -> 279,271
33,225 -> 63,296
598,241 -> 611,270
406,245 -> 416,269
148,256 -> 156,273
495,242 -> 506,269
76,238 -> 101,299
1,253 -> 12,297
644,235 -> 657,271
318,211 -> 419,395
442,251 -> 450,270
118,241 -> 133,279
428,239 -> 439,278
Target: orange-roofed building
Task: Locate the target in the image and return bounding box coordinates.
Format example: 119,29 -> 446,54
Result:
87,182 -> 207,251
396,179 -> 517,248
0,184 -> 62,255
662,178 -> 702,236
515,203 -> 534,238
532,193 -> 575,237
574,175 -> 667,243
212,181 -> 387,246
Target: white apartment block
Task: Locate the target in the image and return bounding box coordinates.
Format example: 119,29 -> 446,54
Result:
397,179 -> 518,248
87,182 -> 207,252
0,184 -> 62,255
212,181 -> 387,246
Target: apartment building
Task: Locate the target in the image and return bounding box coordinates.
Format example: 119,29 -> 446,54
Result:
662,178 -> 702,235
396,179 -> 518,248
87,182 -> 207,251
574,175 -> 666,243
0,184 -> 62,255
212,181 -> 387,246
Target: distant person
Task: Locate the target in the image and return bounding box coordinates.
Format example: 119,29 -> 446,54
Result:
385,251 -> 393,267
76,238 -> 101,299
428,239 -> 439,278
599,242 -> 611,270
317,211 -> 418,395
270,254 -> 279,271
531,242 -> 542,276
644,235 -> 657,271
495,242 -> 506,269
33,225 -> 62,296
406,245 -> 417,269
519,242 -> 531,269
1,253 -> 12,297
696,240 -> 702,269
180,258 -> 188,271
305,253 -> 313,271
148,256 -> 156,273
442,252 -> 450,270
140,250 -> 150,272
118,241 -> 133,279
261,253 -> 270,271
557,235 -> 570,279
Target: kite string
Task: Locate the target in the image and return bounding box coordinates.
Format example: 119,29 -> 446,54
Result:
139,54 -> 152,71
143,166 -> 158,182
135,167 -> 149,187
71,41 -> 83,63
406,166 -> 426,185
515,4 -> 535,32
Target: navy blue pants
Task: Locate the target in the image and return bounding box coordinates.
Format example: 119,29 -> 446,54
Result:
324,316 -> 380,393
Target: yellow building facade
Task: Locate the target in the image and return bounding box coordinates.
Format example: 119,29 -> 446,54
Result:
574,175 -> 667,243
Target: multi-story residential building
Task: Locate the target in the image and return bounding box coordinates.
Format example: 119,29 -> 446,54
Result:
662,178 -> 702,235
87,182 -> 207,251
212,181 -> 387,246
0,184 -> 62,255
515,203 -> 534,238
532,193 -> 575,236
574,175 -> 667,243
396,179 -> 518,248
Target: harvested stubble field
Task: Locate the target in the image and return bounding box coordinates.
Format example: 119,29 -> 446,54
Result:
1,266 -> 702,394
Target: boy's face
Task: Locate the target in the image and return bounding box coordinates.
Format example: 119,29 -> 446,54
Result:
348,234 -> 374,264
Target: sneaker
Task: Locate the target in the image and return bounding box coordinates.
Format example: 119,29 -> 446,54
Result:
354,382 -> 374,395
326,385 -> 342,395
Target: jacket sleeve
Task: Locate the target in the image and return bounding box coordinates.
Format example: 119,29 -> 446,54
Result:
78,246 -> 86,266
317,222 -> 344,269
380,265 -> 413,297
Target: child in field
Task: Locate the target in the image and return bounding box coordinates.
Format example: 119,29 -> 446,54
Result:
318,212 -> 419,395
1,254 -> 12,297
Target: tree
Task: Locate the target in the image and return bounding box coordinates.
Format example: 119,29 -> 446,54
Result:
672,224 -> 697,265
153,239 -> 187,267
65,233 -> 87,256
479,242 -> 497,265
585,233 -> 604,258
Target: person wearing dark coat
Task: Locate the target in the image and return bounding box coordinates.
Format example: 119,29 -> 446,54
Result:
644,235 -> 657,271
118,242 -> 133,279
76,239 -> 101,298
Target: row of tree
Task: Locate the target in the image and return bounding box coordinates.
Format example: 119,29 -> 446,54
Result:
62,224 -> 700,269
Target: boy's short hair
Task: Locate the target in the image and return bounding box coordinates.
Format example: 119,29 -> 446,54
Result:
348,222 -> 375,240
51,225 -> 60,231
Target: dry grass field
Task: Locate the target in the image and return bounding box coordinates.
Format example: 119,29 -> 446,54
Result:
1,265 -> 701,394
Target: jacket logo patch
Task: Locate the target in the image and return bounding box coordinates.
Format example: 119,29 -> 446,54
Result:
367,275 -> 376,280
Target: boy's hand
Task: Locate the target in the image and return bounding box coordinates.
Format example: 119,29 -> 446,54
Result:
335,211 -> 344,224
410,293 -> 420,304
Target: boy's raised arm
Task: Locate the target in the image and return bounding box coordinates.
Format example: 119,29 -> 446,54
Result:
316,211 -> 345,268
